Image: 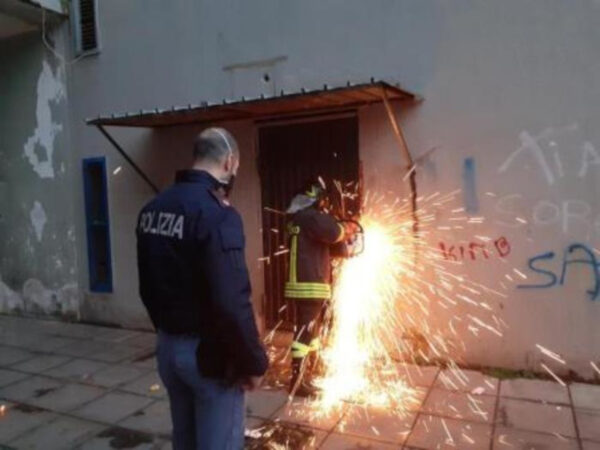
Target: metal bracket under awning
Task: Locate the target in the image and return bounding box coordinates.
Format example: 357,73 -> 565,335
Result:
95,125 -> 160,194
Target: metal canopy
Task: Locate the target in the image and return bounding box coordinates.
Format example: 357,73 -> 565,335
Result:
86,80 -> 415,128
86,79 -> 417,195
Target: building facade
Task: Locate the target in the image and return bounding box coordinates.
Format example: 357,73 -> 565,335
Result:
1,0 -> 599,378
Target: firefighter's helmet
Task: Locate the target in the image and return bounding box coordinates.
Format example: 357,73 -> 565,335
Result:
286,181 -> 327,214
304,183 -> 325,201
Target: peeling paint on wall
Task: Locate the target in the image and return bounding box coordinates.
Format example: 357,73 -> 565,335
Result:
0,274 -> 79,318
23,60 -> 65,179
29,201 -> 47,242
0,276 -> 24,312
22,279 -> 79,317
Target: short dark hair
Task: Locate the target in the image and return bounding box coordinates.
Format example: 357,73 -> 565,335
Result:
193,127 -> 239,163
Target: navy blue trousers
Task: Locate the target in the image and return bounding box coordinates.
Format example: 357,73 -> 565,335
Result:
156,331 -> 244,450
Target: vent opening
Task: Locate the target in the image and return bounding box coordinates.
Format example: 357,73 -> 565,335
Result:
73,0 -> 100,55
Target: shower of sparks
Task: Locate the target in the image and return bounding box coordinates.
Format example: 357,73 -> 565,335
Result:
441,418 -> 454,445
305,187 -> 511,419
536,344 -> 566,365
314,214 -> 416,413
591,361 -> 600,377
553,432 -> 569,442
540,363 -> 567,386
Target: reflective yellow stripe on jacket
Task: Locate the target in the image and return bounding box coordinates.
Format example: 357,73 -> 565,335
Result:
291,338 -> 320,358
284,282 -> 332,299
285,224 -> 332,300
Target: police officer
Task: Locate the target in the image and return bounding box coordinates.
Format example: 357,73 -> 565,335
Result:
136,128 -> 268,449
285,182 -> 357,397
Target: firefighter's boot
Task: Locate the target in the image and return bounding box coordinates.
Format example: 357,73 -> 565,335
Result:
290,357 -> 319,398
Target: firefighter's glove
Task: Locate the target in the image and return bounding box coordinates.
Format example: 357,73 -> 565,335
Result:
343,221 -> 360,239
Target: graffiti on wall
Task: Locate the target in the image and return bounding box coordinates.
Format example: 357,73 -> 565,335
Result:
495,124 -> 600,238
498,124 -> 599,186
517,243 -> 600,301
495,194 -> 600,239
493,125 -> 600,300
439,236 -> 511,262
463,157 -> 479,213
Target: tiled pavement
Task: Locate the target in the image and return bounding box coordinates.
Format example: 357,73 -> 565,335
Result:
0,316 -> 599,449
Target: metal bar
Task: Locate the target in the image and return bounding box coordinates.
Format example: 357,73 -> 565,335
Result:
380,88 -> 420,253
381,88 -> 414,168
255,110 -> 357,128
95,125 -> 160,194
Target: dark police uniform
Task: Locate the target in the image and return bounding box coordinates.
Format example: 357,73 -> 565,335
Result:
285,206 -> 348,366
136,169 -> 267,449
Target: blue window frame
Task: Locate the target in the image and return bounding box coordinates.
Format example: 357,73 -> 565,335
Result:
82,157 -> 113,293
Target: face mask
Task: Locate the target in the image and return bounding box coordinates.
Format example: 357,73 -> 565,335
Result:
214,129 -> 237,197
221,172 -> 236,197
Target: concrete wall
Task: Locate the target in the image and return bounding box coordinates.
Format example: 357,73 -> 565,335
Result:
71,121 -> 265,330
50,0 -> 600,375
0,25 -> 80,319
353,1 -> 600,378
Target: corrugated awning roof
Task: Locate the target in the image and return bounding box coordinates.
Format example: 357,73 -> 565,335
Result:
86,80 -> 416,128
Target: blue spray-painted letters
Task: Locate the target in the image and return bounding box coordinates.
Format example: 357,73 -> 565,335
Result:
518,251 -> 557,289
462,157 -> 479,214
518,243 -> 600,300
560,244 -> 600,301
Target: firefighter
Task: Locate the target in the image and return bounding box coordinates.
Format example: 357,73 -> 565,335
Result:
285,182 -> 358,397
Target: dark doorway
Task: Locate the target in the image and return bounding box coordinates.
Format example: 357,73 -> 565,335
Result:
258,115 -> 360,329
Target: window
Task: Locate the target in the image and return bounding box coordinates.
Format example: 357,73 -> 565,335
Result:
82,157 -> 112,292
72,0 -> 100,55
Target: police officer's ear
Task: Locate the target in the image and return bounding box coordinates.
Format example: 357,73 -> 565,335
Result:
224,152 -> 233,171
225,152 -> 240,175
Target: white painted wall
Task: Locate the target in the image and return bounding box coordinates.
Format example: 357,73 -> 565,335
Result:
352,1 -> 600,377
64,0 -> 600,376
73,121 -> 265,330
0,26 -> 80,319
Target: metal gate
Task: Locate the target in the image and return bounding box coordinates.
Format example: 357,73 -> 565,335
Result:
258,115 -> 360,329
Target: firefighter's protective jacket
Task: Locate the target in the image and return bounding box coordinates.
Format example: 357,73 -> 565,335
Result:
136,169 -> 268,379
285,206 -> 347,300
